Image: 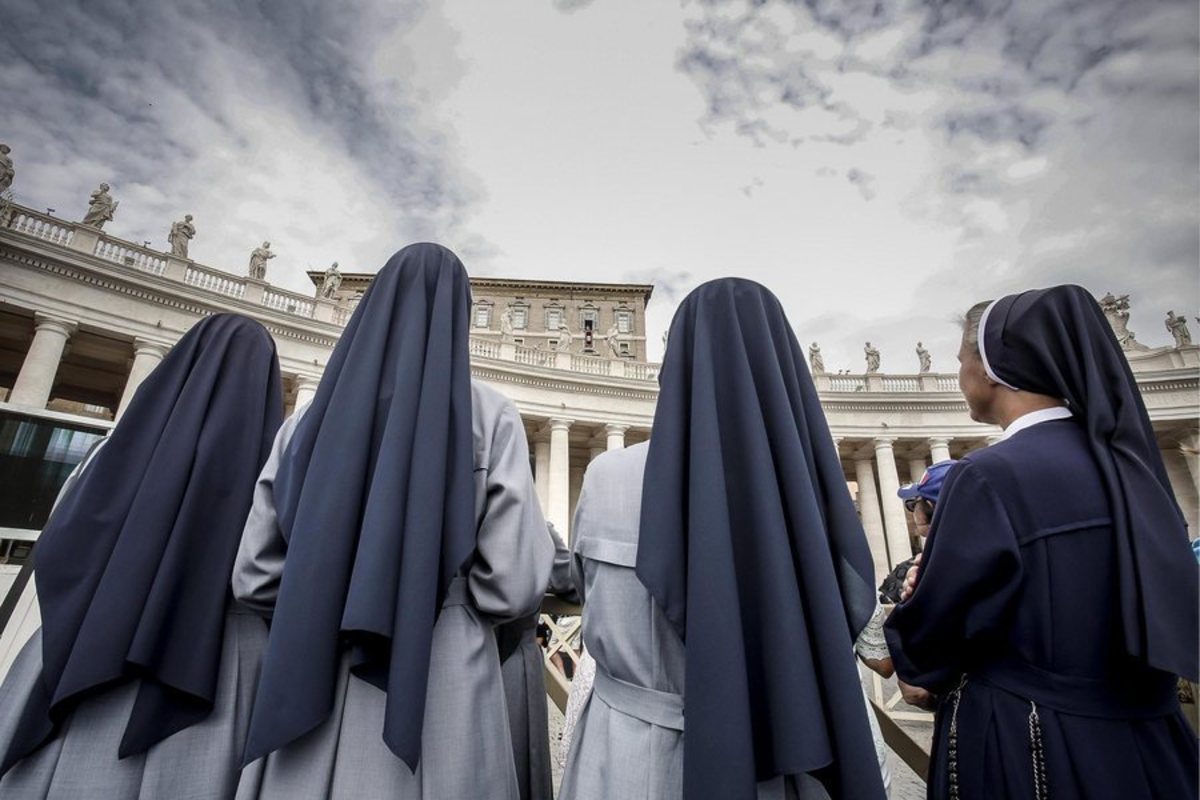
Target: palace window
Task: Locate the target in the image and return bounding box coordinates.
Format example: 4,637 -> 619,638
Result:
545,307 -> 563,331
580,307 -> 598,330
619,341 -> 631,356
511,306 -> 528,329
616,310 -> 633,334
473,304 -> 492,329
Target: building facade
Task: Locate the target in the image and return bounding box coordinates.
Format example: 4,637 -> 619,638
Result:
1,201 -> 1197,587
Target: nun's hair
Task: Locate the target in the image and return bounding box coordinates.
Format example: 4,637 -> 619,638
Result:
960,300 -> 992,353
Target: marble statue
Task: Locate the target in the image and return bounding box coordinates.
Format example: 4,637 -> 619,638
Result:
1099,292 -> 1147,351
1165,311 -> 1192,348
605,323 -> 621,357
320,262 -> 342,299
82,183 -> 118,229
500,308 -> 515,342
167,214 -> 195,258
916,341 -> 932,374
0,143 -> 13,193
248,241 -> 276,280
808,342 -> 825,374
555,322 -> 574,352
864,342 -> 881,373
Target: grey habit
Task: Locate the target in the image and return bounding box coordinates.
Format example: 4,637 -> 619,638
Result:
234,379 -> 555,800
558,443 -> 832,800
499,523 -> 576,800
0,443 -> 268,800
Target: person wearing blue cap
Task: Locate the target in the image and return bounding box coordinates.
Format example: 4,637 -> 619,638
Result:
876,460 -> 957,606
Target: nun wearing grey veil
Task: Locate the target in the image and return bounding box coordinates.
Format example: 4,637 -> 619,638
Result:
232,243 -> 555,800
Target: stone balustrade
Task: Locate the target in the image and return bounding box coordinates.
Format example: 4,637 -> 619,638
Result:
94,237 -> 167,275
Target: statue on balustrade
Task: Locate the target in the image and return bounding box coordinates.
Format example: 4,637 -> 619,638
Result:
248,241 -> 276,280
0,143 -> 13,193
1099,292 -> 1147,351
1165,311 -> 1191,348
499,308 -> 515,341
556,321 -> 574,352
82,183 -> 118,229
808,342 -> 825,374
864,342 -> 881,373
320,261 -> 342,299
605,322 -> 621,357
916,341 -> 932,373
168,214 -> 196,258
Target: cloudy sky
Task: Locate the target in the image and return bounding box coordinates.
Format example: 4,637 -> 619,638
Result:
1,0 -> 1196,369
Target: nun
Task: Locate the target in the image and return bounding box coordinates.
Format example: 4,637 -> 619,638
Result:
0,314 -> 283,799
498,521 -> 577,800
559,279 -> 886,800
885,285 -> 1199,799
233,243 -> 555,800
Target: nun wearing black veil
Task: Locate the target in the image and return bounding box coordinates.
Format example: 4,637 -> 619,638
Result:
886,285 -> 1198,799
232,243 -> 554,800
559,279 -> 887,800
0,313 -> 283,799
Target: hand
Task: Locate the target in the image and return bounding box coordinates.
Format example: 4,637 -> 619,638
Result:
899,552 -> 923,602
899,680 -> 937,711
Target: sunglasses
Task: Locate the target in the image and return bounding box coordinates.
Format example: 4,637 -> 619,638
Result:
904,497 -> 932,513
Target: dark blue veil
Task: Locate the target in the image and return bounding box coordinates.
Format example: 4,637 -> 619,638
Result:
980,285 -> 1197,681
2,314 -> 283,773
242,243 -> 476,770
636,279 -> 885,800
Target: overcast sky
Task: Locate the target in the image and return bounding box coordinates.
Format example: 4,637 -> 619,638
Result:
1,0 -> 1196,369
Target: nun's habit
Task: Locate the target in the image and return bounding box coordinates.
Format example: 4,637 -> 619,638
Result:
233,243 -> 554,800
886,285 -> 1198,799
560,279 -> 886,800
498,522 -> 576,800
0,314 -> 283,799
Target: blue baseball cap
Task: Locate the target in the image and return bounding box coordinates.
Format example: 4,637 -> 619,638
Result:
897,459 -> 958,504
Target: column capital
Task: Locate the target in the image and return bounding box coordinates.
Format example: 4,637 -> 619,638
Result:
872,435 -> 897,449
604,423 -> 628,435
294,372 -> 322,389
32,312 -> 77,338
549,417 -> 574,433
927,436 -> 952,446
132,337 -> 171,358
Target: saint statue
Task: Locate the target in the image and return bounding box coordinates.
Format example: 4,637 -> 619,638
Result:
167,214 -> 196,258
864,342 -> 881,373
808,342 -> 825,374
0,143 -> 13,193
916,341 -> 932,374
1098,292 -> 1147,351
605,322 -> 621,357
1165,311 -> 1192,348
499,308 -> 515,342
248,241 -> 276,280
82,183 -> 118,229
320,262 -> 342,299
555,322 -> 574,352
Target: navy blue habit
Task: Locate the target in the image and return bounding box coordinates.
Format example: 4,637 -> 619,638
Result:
2,314 -> 283,773
242,243 -> 477,771
886,285 -> 1198,799
637,278 -> 886,800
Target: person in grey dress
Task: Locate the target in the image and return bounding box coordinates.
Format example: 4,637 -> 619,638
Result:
234,244 -> 555,800
562,279 -> 886,800
0,314 -> 284,800
498,521 -> 577,800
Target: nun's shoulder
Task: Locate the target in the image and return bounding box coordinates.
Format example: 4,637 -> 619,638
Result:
470,379 -> 524,440
584,441 -> 649,487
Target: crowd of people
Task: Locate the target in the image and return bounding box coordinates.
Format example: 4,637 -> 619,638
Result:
0,243 -> 1195,799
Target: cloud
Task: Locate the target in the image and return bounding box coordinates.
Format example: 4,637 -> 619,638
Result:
0,0 -> 483,294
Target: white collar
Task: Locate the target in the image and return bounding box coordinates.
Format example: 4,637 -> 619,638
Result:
999,406 -> 1073,441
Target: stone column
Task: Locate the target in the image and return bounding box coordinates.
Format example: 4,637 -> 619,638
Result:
548,418 -> 573,538
874,437 -> 912,568
854,458 -> 889,583
294,374 -> 321,409
589,444 -> 605,462
10,314 -> 76,408
1181,431 -> 1200,497
605,423 -> 627,451
928,437 -> 952,464
569,465 -> 585,529
534,439 -> 551,513
116,338 -> 170,418
907,457 -> 927,484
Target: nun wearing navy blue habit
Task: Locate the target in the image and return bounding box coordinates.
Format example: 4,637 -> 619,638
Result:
232,243 -> 554,800
885,285 -> 1198,800
560,278 -> 886,800
0,313 -> 283,799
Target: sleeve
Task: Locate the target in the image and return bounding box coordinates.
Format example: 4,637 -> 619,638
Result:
547,520 -> 580,602
883,461 -> 1023,693
231,411 -> 301,617
854,603 -> 890,663
468,400 -> 555,623
568,473 -> 593,608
